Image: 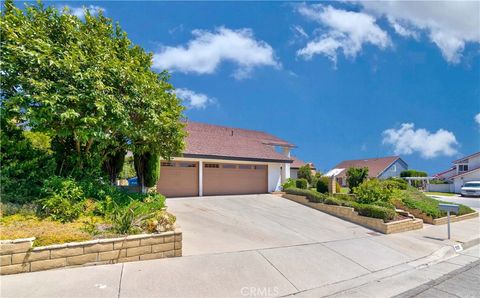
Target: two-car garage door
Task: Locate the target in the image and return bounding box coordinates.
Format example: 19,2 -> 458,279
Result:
157,161 -> 268,197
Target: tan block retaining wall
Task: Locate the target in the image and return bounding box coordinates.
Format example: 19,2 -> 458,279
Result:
283,194 -> 423,234
393,201 -> 479,225
0,230 -> 182,275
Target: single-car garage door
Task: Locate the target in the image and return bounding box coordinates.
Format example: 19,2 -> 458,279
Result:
203,163 -> 268,196
157,161 -> 199,197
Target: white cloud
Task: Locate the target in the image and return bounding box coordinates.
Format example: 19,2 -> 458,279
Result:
361,1 -> 480,63
475,113 -> 480,126
174,88 -> 214,109
296,4 -> 390,65
153,27 -> 279,79
382,123 -> 459,159
60,5 -> 105,19
292,25 -> 309,39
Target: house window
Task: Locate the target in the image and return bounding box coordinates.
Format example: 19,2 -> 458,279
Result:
239,165 -> 251,169
222,164 -> 236,169
391,165 -> 397,172
205,163 -> 219,168
178,162 -> 196,168
459,164 -> 468,172
161,162 -> 175,167
254,165 -> 266,170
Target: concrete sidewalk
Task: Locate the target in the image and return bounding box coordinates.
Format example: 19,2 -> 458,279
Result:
1,195 -> 479,297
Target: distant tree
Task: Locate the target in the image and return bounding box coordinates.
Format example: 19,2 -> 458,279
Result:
298,164 -> 313,184
346,167 -> 369,189
400,170 -> 427,177
400,169 -> 427,187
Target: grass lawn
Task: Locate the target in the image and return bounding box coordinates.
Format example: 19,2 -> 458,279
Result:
424,191 -> 456,197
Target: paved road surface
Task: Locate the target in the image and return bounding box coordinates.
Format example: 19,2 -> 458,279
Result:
429,194 -> 480,211
395,260 -> 480,298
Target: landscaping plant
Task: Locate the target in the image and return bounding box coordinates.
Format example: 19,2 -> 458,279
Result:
346,167 -> 369,189
296,178 -> 308,189
297,164 -> 313,184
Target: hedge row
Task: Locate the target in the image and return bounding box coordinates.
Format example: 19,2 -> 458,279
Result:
284,188 -> 396,222
284,187 -> 327,203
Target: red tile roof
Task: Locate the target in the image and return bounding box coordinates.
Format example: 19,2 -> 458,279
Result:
291,156 -> 316,169
182,121 -> 295,163
333,156 -> 401,178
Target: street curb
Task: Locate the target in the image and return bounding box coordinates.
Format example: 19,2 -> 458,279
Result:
392,259 -> 480,298
461,237 -> 480,250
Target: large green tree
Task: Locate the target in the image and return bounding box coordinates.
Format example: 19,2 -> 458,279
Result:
1,0 -> 185,179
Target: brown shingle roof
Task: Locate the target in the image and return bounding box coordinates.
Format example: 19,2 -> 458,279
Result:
291,156 -> 316,169
182,121 -> 294,163
334,156 -> 401,178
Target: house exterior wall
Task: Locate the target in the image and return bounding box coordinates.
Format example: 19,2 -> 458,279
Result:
453,170 -> 480,193
290,169 -> 298,179
165,157 -> 287,194
268,163 -> 283,192
378,159 -> 408,180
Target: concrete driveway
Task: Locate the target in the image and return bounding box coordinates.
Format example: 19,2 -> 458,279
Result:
167,194 -> 372,255
3,194 -> 479,297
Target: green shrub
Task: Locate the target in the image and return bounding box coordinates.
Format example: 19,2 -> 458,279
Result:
333,193 -> 356,201
397,188 -> 474,218
296,178 -> 308,189
40,177 -> 85,222
384,177 -> 408,190
372,200 -> 396,210
108,199 -> 157,234
354,204 -> 396,222
281,178 -> 296,190
346,167 -> 369,189
316,176 -> 329,193
1,114 -> 56,204
324,197 -> 341,206
353,179 -> 393,204
284,188 -> 326,203
298,165 -> 313,184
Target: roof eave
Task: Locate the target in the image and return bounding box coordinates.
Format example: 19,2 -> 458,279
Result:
181,153 -> 294,163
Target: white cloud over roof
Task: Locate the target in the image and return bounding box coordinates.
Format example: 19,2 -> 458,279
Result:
382,123 -> 459,159
153,27 -> 279,79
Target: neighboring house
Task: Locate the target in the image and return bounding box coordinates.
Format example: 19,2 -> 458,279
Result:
290,157 -> 316,179
327,156 -> 408,187
156,121 -> 295,197
435,151 -> 480,193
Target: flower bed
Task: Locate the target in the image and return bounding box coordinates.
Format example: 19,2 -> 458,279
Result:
282,193 -> 422,234
0,230 -> 182,275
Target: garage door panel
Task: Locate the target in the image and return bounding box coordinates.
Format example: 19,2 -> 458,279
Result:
157,162 -> 198,197
203,163 -> 267,196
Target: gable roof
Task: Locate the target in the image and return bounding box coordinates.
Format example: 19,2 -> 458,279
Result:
453,151 -> 480,164
333,156 -> 403,178
450,166 -> 480,179
290,156 -> 316,170
182,121 -> 295,163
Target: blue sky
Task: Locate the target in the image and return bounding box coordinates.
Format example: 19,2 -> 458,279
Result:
33,1 -> 480,174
